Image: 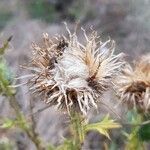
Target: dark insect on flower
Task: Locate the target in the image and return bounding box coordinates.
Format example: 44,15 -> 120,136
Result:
57,39 -> 68,52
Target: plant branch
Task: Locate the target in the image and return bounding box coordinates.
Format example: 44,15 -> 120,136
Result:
70,111 -> 84,150
8,95 -> 45,150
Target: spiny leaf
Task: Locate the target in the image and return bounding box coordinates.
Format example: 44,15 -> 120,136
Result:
84,114 -> 121,139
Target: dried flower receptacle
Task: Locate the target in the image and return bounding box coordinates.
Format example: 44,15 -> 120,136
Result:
27,25 -> 124,115
115,54 -> 150,114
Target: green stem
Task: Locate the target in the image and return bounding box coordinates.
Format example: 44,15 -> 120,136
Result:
70,112 -> 85,150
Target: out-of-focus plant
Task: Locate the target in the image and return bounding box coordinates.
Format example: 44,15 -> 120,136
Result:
0,137 -> 15,150
0,37 -> 45,150
26,0 -> 56,22
26,0 -> 91,22
0,11 -> 13,30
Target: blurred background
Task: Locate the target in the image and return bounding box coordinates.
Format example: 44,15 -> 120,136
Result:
0,0 -> 150,149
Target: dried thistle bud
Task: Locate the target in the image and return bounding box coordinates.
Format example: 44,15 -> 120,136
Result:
114,54 -> 150,114
27,25 -> 124,115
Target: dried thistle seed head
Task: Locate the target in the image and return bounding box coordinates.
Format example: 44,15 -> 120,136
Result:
27,25 -> 125,115
114,54 -> 150,114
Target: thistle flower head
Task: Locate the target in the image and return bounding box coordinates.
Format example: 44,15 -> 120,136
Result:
115,54 -> 150,114
27,25 -> 124,115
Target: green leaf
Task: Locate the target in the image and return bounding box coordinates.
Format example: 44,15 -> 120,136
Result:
0,118 -> 15,129
139,123 -> 150,141
84,115 -> 121,139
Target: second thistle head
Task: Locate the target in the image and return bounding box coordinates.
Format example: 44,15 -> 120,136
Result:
115,54 -> 150,114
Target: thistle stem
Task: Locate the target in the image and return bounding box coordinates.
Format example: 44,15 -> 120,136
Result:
70,111 -> 84,150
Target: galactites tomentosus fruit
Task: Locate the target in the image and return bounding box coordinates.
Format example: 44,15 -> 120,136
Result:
26,24 -> 125,115
114,54 -> 150,114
